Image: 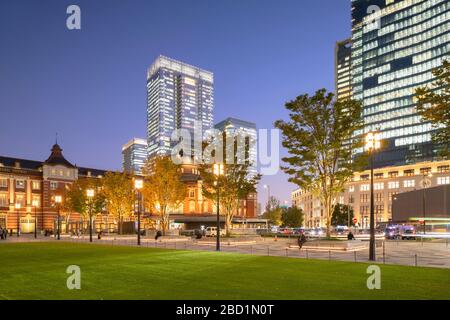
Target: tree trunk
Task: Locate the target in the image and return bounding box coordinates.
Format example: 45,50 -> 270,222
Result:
118,212 -> 122,235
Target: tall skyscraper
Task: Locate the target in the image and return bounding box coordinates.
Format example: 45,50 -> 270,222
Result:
351,0 -> 449,167
214,117 -> 257,177
335,38 -> 352,101
122,138 -> 148,174
146,55 -> 214,158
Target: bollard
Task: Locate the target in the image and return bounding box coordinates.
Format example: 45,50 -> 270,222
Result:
414,254 -> 418,267
306,249 -> 309,259
446,238 -> 448,248
267,246 -> 270,256
250,246 -> 253,254
286,248 -> 288,257
421,236 -> 423,246
383,241 -> 386,264
328,250 -> 331,261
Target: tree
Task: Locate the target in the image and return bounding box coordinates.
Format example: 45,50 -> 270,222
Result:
63,178 -> 105,233
262,196 -> 282,226
200,163 -> 260,237
281,206 -> 304,228
275,89 -> 365,237
331,204 -> 353,227
142,156 -> 186,235
101,171 -> 134,235
415,58 -> 450,157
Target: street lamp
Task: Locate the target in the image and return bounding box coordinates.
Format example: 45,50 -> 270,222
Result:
213,163 -> 224,251
54,195 -> 62,240
134,178 -> 144,246
32,199 -> 39,239
15,203 -> 21,237
365,131 -> 381,261
86,189 -> 95,242
420,173 -> 432,235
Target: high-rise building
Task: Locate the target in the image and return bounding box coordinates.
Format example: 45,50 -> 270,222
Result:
351,0 -> 449,167
122,138 -> 148,174
335,38 -> 352,101
214,117 -> 258,177
146,55 -> 214,158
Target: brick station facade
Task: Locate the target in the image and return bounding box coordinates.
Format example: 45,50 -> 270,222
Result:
0,143 -> 258,234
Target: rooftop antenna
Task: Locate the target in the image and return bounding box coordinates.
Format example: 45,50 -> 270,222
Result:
55,132 -> 58,145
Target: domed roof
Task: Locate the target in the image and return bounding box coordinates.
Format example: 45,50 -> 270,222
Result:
44,143 -> 75,168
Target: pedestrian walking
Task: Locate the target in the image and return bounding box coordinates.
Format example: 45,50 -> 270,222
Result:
298,232 -> 307,249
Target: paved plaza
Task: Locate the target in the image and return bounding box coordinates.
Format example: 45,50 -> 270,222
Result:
3,234 -> 449,269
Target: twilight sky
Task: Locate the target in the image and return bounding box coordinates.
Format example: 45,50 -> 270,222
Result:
0,0 -> 351,208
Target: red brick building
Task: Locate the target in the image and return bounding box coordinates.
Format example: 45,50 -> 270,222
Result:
0,144 -> 260,234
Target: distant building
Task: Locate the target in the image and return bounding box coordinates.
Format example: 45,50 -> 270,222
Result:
214,117 -> 257,177
146,55 -> 214,159
335,38 -> 352,101
122,138 -> 147,174
292,160 -> 450,228
351,0 -> 450,167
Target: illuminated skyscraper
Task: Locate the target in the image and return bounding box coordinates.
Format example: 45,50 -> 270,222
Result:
122,138 -> 147,174
335,38 -> 352,101
351,0 -> 449,167
146,55 -> 214,158
214,117 -> 257,177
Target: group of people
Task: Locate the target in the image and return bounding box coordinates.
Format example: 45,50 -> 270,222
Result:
296,230 -> 355,249
0,227 -> 9,240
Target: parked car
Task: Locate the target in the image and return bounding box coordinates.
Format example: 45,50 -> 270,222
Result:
205,227 -> 226,237
292,228 -> 305,235
385,225 -> 416,240
311,227 -> 325,237
334,225 -> 349,235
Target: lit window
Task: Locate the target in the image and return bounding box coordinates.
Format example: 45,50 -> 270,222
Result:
360,184 -> 370,191
16,180 -> 25,189
0,178 -> 7,188
374,183 -> 384,190
388,181 -> 399,189
348,185 -> 355,192
50,181 -> 58,190
0,194 -> 8,207
32,181 -> 41,190
403,180 -> 415,188
437,176 -> 450,185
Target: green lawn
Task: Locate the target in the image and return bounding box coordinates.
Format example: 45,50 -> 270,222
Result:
0,242 -> 448,300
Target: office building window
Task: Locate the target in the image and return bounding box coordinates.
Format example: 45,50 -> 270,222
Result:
50,181 -> 58,190
420,167 -> 432,175
0,194 -> 8,207
32,195 -> 40,207
375,173 -> 384,179
16,179 -> 25,189
360,194 -> 369,203
374,183 -> 384,190
437,165 -> 449,173
348,185 -> 355,192
0,178 -> 7,188
360,184 -> 370,191
15,194 -> 25,206
388,171 -> 398,178
32,181 -> 40,190
375,193 -> 383,202
404,180 -> 415,188
404,169 -> 415,177
388,181 -> 399,189
437,176 -> 450,185
388,192 -> 398,202
360,174 -> 369,181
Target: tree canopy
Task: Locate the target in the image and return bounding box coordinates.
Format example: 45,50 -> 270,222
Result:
275,89 -> 365,237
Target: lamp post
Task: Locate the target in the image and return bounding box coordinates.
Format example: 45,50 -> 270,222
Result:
54,195 -> 62,240
213,163 -> 224,251
32,199 -> 39,239
15,203 -> 21,237
365,131 -> 381,261
134,178 -> 144,246
86,189 -> 95,243
420,173 -> 432,235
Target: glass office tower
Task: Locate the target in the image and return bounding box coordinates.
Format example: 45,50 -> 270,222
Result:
335,38 -> 353,101
122,138 -> 148,174
351,0 -> 449,167
146,55 -> 214,158
214,117 -> 258,177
